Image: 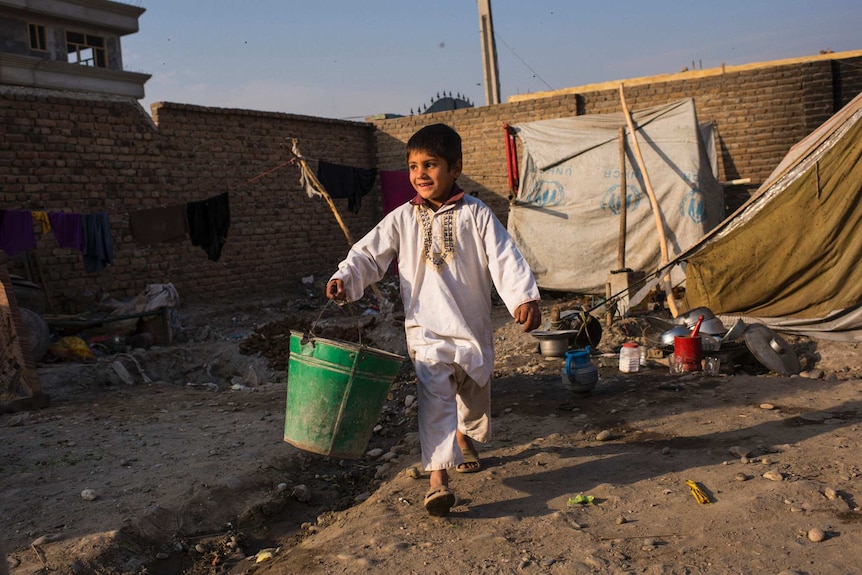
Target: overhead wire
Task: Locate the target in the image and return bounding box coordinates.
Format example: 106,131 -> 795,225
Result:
494,31 -> 554,91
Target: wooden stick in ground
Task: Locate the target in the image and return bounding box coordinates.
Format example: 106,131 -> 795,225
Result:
605,281 -> 613,327
290,139 -> 385,307
29,251 -> 55,313
618,85 -> 680,318
617,126 -> 627,270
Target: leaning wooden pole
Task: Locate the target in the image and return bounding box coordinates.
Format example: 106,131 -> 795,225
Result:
291,139 -> 385,307
618,85 -> 680,317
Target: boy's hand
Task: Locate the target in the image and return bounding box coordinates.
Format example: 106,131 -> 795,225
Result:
514,301 -> 542,332
326,278 -> 346,301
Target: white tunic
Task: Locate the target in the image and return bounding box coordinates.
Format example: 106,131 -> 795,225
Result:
331,194 -> 540,384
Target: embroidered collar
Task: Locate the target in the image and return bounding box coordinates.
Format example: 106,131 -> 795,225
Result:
415,202 -> 457,270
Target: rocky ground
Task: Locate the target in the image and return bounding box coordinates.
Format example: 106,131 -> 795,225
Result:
2,276 -> 862,575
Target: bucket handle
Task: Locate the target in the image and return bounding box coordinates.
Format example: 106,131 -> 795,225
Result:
302,298 -> 363,347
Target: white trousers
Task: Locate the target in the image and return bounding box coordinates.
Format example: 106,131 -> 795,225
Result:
414,360 -> 491,471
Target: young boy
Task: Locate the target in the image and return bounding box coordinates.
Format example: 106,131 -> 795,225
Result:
326,123 -> 541,516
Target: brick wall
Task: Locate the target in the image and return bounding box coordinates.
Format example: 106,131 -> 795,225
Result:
1,89 -> 379,306
373,55 -> 862,222
833,57 -> 862,107
1,52 -> 861,306
147,102 -> 379,302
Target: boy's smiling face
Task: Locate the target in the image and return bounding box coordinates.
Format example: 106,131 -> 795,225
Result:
407,150 -> 462,209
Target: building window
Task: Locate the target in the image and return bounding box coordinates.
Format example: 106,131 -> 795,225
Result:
66,31 -> 106,67
28,23 -> 47,51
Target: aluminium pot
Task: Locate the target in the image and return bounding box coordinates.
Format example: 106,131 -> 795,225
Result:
531,330 -> 578,358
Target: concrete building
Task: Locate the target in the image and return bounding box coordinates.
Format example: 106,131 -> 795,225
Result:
0,0 -> 149,98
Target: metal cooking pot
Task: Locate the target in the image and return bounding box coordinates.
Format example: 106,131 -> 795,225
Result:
722,318 -> 746,342
531,330 -> 577,358
697,317 -> 727,335
660,325 -> 691,346
702,335 -> 722,351
675,306 -> 716,327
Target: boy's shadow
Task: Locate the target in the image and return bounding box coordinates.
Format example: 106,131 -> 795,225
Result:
451,396 -> 862,520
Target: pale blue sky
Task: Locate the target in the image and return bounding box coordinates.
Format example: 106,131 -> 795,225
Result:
122,1 -> 861,120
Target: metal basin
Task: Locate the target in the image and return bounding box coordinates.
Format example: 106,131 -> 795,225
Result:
531,330 -> 577,357
675,307 -> 716,327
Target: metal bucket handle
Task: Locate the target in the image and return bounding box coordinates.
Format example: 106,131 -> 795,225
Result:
301,298 -> 363,347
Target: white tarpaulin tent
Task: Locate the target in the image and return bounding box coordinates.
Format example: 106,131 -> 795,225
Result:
507,98 -> 725,294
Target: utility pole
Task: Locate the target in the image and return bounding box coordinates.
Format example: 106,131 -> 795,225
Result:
477,0 -> 501,106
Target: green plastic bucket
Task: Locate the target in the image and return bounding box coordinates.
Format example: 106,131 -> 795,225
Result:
284,330 -> 404,459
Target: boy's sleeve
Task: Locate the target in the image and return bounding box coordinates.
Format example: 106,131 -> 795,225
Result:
481,208 -> 541,316
330,219 -> 398,302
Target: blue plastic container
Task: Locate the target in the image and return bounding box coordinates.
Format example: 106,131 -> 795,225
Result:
562,346 -> 599,395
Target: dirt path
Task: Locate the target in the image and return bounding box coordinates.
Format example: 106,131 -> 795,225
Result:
3,293 -> 862,575
254,354 -> 862,575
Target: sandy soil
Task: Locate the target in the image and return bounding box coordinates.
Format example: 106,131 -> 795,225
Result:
3,281 -> 862,575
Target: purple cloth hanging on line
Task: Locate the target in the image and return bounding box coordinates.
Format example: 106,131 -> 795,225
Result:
0,209 -> 36,256
48,211 -> 84,250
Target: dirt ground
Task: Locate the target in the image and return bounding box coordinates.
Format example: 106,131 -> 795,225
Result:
3,278 -> 862,575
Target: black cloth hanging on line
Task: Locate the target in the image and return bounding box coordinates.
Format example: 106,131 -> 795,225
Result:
81,213 -> 114,273
316,161 -> 377,214
186,192 -> 230,261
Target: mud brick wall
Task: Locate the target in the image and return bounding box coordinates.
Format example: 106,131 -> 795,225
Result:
1,53 -> 861,305
373,55 -> 862,224
147,103 -> 379,302
0,89 -> 378,305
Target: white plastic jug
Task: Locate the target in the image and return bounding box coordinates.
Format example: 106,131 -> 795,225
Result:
619,342 -> 640,373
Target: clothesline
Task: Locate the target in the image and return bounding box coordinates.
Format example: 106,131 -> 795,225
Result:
228,158 -> 296,191
0,150 -> 405,274
0,190 -> 231,270
0,210 -> 113,273
224,137 -> 336,193
222,146 -> 379,216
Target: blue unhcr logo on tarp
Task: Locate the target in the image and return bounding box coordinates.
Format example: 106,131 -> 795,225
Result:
679,188 -> 706,224
523,179 -> 564,207
601,184 -> 642,215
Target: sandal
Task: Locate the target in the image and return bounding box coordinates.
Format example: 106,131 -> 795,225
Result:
456,443 -> 482,474
424,484 -> 456,516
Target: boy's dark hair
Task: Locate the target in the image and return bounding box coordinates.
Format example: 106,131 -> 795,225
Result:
405,123 -> 462,168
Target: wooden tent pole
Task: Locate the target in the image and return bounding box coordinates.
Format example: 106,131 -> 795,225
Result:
617,126 -> 627,270
291,140 -> 385,306
618,85 -> 680,317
